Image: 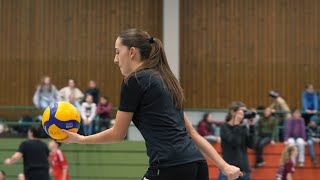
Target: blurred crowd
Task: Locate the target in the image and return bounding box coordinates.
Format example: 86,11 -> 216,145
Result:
197,84 -> 320,179
32,76 -> 113,136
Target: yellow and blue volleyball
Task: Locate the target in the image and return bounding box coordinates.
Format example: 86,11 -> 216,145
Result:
42,102 -> 81,140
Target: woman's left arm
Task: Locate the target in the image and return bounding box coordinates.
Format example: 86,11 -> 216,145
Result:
183,113 -> 242,180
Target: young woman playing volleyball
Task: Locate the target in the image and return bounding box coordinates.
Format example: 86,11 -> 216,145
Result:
60,29 -> 242,180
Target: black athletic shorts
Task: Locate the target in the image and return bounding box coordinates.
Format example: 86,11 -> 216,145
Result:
142,160 -> 209,180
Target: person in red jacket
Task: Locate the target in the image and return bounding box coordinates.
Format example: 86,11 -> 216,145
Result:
197,113 -> 220,143
49,139 -> 69,180
97,96 -> 113,131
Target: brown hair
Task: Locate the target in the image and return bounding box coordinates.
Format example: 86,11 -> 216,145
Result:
280,145 -> 296,165
119,29 -> 185,109
225,101 -> 246,122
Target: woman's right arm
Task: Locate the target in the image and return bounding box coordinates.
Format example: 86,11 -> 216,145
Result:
59,111 -> 132,144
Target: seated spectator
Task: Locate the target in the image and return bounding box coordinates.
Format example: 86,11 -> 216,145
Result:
302,84 -> 318,125
197,113 -> 220,143
81,95 -> 96,135
275,145 -> 298,180
33,76 -> 60,111
269,90 -> 291,142
284,109 -> 307,167
97,96 -> 112,131
18,173 -> 25,180
84,80 -> 99,104
69,93 -> 81,113
59,79 -> 84,103
254,107 -> 277,168
0,170 -> 5,180
306,116 -> 320,165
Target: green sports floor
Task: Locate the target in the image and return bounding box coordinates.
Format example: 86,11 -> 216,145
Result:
0,138 -> 148,180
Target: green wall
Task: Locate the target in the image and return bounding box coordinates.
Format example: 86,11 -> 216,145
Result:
0,138 -> 148,180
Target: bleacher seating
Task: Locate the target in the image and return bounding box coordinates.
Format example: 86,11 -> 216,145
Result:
207,143 -> 320,180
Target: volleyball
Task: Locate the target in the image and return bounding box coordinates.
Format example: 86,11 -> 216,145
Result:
42,102 -> 81,140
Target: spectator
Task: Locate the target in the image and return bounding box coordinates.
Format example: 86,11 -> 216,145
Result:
33,76 -> 60,111
49,139 -> 69,180
306,116 -> 320,165
84,80 -> 99,104
81,95 -> 96,135
269,90 -> 291,142
69,93 -> 81,113
302,84 -> 318,125
0,170 -> 5,180
18,173 -> 25,180
254,107 -> 277,168
3,126 -> 50,180
275,145 -> 298,180
59,79 -> 84,103
284,109 -> 307,167
218,101 -> 255,180
97,96 -> 112,131
197,113 -> 220,143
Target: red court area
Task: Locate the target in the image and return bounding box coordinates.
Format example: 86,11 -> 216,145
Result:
207,143 -> 320,180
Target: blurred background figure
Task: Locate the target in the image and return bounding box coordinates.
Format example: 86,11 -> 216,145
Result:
3,126 -> 49,180
0,170 -> 5,180
218,102 -> 255,180
59,79 -> 84,103
254,107 -> 277,169
268,90 -> 291,142
306,116 -> 320,165
284,109 -> 306,167
17,173 -> 25,180
81,95 -> 97,135
49,139 -> 69,180
68,93 -> 81,113
275,145 -> 298,180
33,76 -> 60,111
97,96 -> 112,132
302,84 -> 318,125
84,80 -> 99,104
197,113 -> 220,143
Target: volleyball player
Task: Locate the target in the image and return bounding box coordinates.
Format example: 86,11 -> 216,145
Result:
60,29 -> 242,180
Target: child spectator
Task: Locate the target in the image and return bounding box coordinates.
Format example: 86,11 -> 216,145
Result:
81,95 -> 96,135
306,116 -> 320,165
197,113 -> 220,143
49,139 -> 69,180
59,79 -> 84,103
33,76 -> 60,111
284,109 -> 307,167
69,93 -> 81,113
275,145 -> 298,180
97,96 -> 112,131
254,107 -> 277,168
302,84 -> 318,125
0,170 -> 5,180
84,80 -> 100,104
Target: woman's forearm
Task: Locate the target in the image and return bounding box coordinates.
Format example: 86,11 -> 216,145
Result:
78,127 -> 123,144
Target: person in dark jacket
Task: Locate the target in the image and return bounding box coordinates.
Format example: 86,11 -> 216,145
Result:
84,80 -> 100,104
218,101 -> 255,180
302,84 -> 318,125
306,116 -> 320,165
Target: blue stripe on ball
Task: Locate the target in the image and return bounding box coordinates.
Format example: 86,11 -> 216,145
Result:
43,102 -> 80,136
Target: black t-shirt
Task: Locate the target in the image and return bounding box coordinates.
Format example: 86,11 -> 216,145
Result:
119,70 -> 204,167
18,140 -> 49,177
220,123 -> 255,173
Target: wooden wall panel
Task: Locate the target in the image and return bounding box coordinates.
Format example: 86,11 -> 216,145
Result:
0,0 -> 163,107
181,0 -> 320,109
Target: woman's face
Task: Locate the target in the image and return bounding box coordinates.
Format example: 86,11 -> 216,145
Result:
234,107 -> 246,120
89,80 -> 96,88
114,37 -> 137,77
86,95 -> 93,103
206,114 -> 213,123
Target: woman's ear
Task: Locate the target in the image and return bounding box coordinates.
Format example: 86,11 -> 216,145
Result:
129,47 -> 137,59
